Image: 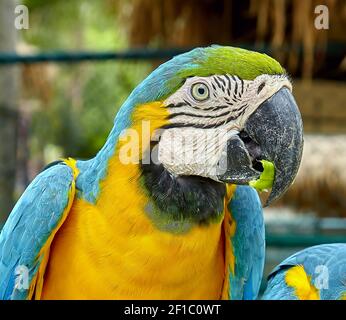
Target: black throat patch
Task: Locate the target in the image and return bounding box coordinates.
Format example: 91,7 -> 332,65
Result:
140,155 -> 226,232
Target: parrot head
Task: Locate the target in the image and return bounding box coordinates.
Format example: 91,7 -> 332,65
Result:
116,46 -> 303,226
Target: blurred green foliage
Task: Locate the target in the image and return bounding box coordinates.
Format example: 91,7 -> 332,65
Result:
22,0 -> 151,160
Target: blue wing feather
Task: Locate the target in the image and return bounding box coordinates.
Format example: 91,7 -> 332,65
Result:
0,162 -> 75,300
228,185 -> 265,300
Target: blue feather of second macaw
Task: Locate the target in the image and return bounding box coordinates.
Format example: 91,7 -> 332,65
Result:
262,269 -> 297,299
228,185 -> 265,300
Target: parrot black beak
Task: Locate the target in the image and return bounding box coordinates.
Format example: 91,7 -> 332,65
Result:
218,87 -> 304,206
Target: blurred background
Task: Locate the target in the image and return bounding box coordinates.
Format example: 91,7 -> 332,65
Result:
0,0 -> 345,293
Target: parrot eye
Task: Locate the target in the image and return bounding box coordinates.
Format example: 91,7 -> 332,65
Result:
191,82 -> 210,101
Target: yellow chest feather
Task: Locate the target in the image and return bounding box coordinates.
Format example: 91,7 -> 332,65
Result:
41,190 -> 226,299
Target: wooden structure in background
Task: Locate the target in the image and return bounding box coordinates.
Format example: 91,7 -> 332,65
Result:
119,0 -> 346,79
294,80 -> 346,133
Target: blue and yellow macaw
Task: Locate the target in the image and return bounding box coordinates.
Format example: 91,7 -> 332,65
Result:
0,46 -> 303,300
263,243 -> 346,300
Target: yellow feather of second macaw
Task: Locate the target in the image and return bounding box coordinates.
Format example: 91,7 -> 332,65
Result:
40,102 -> 235,299
285,265 -> 320,300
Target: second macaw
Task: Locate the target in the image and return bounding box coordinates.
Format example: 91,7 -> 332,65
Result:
263,243 -> 346,300
0,45 -> 303,300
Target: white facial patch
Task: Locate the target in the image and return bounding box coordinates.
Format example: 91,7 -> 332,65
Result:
158,128 -> 238,181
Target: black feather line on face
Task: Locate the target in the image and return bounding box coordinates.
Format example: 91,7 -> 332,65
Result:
231,76 -> 238,96
183,99 -> 192,106
165,102 -> 187,109
216,76 -> 226,87
167,110 -> 230,120
232,103 -> 248,113
240,79 -> 244,94
214,77 -> 224,90
225,75 -> 232,91
161,122 -> 216,129
192,104 -> 231,111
